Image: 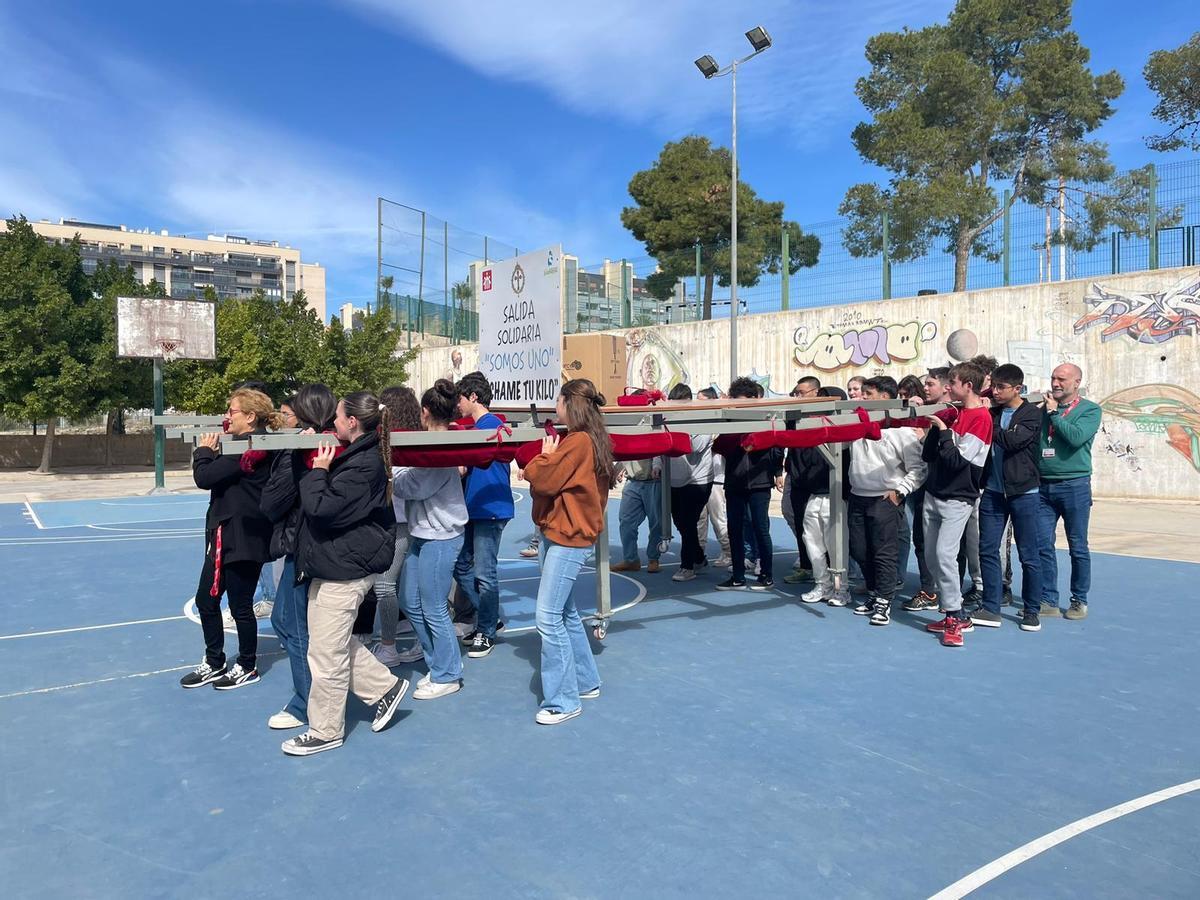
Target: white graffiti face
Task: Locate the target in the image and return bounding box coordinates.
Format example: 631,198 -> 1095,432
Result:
793,321 -> 937,372
1074,275 -> 1200,344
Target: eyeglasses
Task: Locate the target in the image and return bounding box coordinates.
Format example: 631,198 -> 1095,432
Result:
227,407 -> 244,415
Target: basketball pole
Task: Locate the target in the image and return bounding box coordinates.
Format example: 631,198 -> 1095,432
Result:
151,357 -> 166,493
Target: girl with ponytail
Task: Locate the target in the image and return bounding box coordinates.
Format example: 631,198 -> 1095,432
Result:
523,378 -> 613,725
281,390 -> 407,757
391,379 -> 469,700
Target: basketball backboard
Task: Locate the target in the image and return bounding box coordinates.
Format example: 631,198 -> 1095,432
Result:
116,296 -> 216,360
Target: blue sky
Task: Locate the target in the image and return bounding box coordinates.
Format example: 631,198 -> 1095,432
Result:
1,0 -> 1195,311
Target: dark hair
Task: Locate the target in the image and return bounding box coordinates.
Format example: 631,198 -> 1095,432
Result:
668,383 -> 692,401
233,379 -> 270,395
991,364 -> 1025,387
559,378 -> 616,483
847,376 -> 866,387
420,379 -> 460,426
728,376 -> 761,399
967,354 -> 999,375
342,390 -> 393,504
381,385 -> 421,432
949,362 -> 986,394
897,374 -> 924,400
817,386 -> 847,400
927,367 -> 950,383
456,371 -> 492,409
291,383 -> 337,432
798,376 -> 821,391
697,387 -> 719,400
864,376 -> 899,399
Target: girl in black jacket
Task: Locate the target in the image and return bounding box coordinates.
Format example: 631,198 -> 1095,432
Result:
281,391 -> 407,757
180,389 -> 280,691
258,384 -> 336,731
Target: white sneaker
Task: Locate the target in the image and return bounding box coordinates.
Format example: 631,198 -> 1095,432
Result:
713,555 -> 732,568
827,590 -> 850,607
222,609 -> 235,629
580,687 -> 601,700
519,544 -> 540,558
672,569 -> 696,582
394,642 -> 426,664
396,620 -> 414,636
800,587 -> 825,604
252,600 -> 274,618
536,707 -> 582,725
413,679 -> 462,700
372,643 -> 404,667
417,672 -> 432,688
268,710 -> 304,730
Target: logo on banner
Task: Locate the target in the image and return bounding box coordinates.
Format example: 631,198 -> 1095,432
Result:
511,264 -> 525,296
482,270 -> 493,292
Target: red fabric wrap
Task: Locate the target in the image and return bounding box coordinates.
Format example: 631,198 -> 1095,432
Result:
239,449 -> 269,473
391,446 -> 503,468
719,408 -> 883,452
302,433 -> 350,469
515,427 -> 692,468
616,389 -> 665,407
209,524 -> 223,598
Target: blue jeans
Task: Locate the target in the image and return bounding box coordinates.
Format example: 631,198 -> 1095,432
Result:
256,562 -> 277,602
980,489 -> 1042,616
728,490 -> 772,580
618,479 -> 662,563
1037,476 -> 1092,606
269,556 -> 310,720
536,535 -> 600,714
453,519 -> 509,638
401,534 -> 465,683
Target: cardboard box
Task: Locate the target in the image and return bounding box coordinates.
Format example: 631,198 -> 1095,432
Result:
563,333 -> 628,404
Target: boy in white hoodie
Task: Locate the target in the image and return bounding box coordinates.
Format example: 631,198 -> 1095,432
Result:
848,376 -> 927,626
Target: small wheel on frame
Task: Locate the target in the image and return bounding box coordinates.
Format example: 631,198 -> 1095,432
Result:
658,539 -> 671,554
593,619 -> 609,640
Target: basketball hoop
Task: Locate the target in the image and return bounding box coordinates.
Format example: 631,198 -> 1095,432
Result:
157,339 -> 183,362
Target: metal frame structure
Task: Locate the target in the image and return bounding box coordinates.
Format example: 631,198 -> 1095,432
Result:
154,396 -> 965,638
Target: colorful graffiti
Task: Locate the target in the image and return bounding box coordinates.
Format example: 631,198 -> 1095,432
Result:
1073,275 -> 1200,344
792,320 -> 938,372
1100,383 -> 1200,473
625,329 -> 690,394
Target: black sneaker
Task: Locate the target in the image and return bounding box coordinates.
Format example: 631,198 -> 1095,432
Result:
371,678 -> 409,733
213,663 -> 260,690
467,633 -> 495,658
969,608 -> 1002,628
749,575 -> 774,592
853,595 -> 876,616
1002,587 -> 1016,607
180,658 -> 226,689
962,587 -> 983,611
1019,611 -> 1041,632
869,597 -> 891,626
903,591 -> 939,612
459,630 -> 478,647
715,577 -> 747,591
282,732 -> 344,757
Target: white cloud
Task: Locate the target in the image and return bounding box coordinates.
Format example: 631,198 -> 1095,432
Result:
342,0 -> 950,142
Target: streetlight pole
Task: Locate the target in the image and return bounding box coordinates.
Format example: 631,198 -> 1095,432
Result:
696,26 -> 772,385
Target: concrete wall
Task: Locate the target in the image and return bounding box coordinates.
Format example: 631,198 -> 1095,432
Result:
0,434 -> 194,469
409,266 -> 1200,501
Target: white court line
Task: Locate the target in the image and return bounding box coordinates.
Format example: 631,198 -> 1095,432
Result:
87,524 -> 201,533
0,615 -> 188,641
28,512 -> 202,529
22,500 -> 46,530
930,778 -> 1200,899
0,533 -> 196,546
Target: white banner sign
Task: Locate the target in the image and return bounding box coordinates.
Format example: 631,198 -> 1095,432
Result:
478,244 -> 563,404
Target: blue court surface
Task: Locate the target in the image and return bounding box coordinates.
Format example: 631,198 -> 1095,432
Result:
1,491 -> 1198,898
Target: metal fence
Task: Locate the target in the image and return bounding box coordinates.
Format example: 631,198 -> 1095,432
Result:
569,158 -> 1200,331
380,158 -> 1199,340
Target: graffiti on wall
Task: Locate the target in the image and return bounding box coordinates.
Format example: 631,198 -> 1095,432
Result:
1099,383 -> 1200,473
626,329 -> 690,394
1074,275 -> 1200,344
792,320 -> 938,372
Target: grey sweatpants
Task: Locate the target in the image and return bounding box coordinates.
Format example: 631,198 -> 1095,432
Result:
923,495 -> 976,613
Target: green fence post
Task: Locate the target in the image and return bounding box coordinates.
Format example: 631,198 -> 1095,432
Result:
1148,164 -> 1158,270
152,358 -> 165,492
881,212 -> 892,300
781,228 -> 790,311
694,242 -> 701,321
621,259 -> 631,328
1002,189 -> 1011,286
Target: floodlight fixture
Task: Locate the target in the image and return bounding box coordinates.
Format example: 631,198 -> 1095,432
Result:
745,26 -> 772,52
694,55 -> 719,79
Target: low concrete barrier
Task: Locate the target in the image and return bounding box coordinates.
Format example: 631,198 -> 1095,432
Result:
0,435 -> 194,469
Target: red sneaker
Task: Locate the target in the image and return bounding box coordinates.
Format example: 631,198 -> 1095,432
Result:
940,616 -> 964,647
925,614 -> 973,634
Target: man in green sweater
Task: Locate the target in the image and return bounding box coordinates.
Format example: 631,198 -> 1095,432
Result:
1037,363 -> 1103,620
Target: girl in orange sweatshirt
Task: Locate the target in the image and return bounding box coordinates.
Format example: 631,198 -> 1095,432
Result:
524,379 -> 615,725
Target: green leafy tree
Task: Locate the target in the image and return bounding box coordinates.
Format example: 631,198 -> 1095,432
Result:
622,136 -> 819,319
0,216 -> 108,472
1144,32 -> 1200,152
840,0 -> 1123,291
